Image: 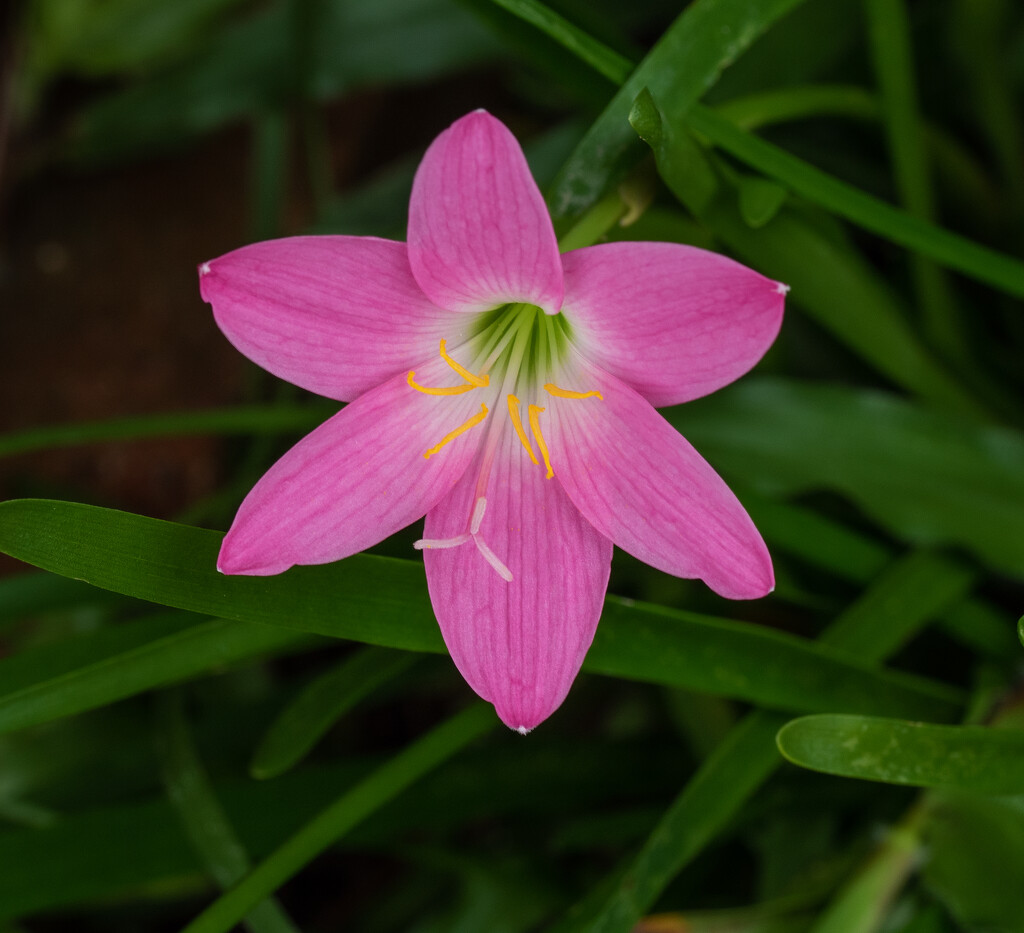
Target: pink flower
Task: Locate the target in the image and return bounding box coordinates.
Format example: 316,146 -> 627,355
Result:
199,110 -> 785,732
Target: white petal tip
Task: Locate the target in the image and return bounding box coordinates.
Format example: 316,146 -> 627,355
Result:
775,281 -> 790,295
199,261 -> 212,276
515,725 -> 532,736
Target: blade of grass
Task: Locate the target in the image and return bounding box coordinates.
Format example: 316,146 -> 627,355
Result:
0,614 -> 316,736
158,691 -> 300,933
0,405 -> 328,460
495,0 -> 1024,298
250,647 -> 418,779
552,550 -> 974,932
684,101 -> 1024,299
778,715 -> 1024,794
0,500 -> 965,722
178,703 -> 495,933
545,0 -> 809,220
865,0 -> 962,360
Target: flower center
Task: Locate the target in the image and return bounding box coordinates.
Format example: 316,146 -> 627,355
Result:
407,304 -> 604,581
406,304 -> 602,473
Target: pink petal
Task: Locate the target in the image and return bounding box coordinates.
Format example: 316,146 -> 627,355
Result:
561,242 -> 786,407
408,111 -> 563,315
200,236 -> 458,402
546,361 -> 773,599
422,423 -> 612,731
218,358 -> 490,575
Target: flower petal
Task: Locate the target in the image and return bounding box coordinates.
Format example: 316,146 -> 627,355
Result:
561,242 -> 786,407
218,359 -> 490,575
545,361 -> 773,599
200,236 -> 459,402
422,424 -> 612,731
408,111 -> 563,315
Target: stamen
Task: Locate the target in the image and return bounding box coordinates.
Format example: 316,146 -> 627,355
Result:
506,395 -> 539,465
544,383 -> 603,401
470,497 -> 487,534
407,371 -> 476,395
474,537 -> 513,582
414,534 -> 470,550
423,403 -> 489,459
440,339 -> 489,387
527,405 -> 554,479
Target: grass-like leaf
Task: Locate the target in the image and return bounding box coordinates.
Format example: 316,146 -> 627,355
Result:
554,541 -> 971,932
546,0 -> 808,219
778,715 -> 1024,793
675,378 -> 1024,578
179,703 -> 495,933
250,647 -> 417,779
0,499 -> 964,722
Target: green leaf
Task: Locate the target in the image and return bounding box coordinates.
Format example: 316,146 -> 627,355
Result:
250,647 -> 417,779
821,550 -> 976,658
0,500 -> 964,721
0,405 -> 326,460
923,792 -> 1024,931
550,538 -> 970,933
70,0 -> 503,164
179,704 -> 495,933
158,692 -> 300,933
737,176 -> 788,227
777,715 -> 1024,793
631,92 -> 986,415
547,0 -> 809,219
684,102 -> 1024,300
674,378 -> 1024,578
0,613 -> 315,737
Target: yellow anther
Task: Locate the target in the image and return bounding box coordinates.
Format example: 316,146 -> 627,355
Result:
423,404 -> 489,459
407,371 -> 476,395
507,395 -> 539,465
440,339 -> 489,387
544,383 -> 603,401
528,405 -> 554,479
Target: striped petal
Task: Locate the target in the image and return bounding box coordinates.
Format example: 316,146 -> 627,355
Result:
200,236 -> 458,402
545,360 -> 773,600
422,423 -> 612,731
218,356 -> 490,575
561,241 -> 786,407
408,111 -> 563,315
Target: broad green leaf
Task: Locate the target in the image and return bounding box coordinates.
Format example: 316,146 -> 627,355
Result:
777,715 -> 1024,793
0,500 -> 964,721
547,0 -> 809,219
70,0 -> 503,164
631,91 -> 985,415
673,378 -> 1024,578
250,647 -> 417,779
0,613 -> 315,736
179,704 -> 495,933
25,0 -> 246,78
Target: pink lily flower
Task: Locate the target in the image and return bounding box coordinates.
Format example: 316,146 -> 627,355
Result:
199,110 -> 785,732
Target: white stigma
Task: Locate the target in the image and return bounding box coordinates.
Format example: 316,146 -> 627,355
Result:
413,496 -> 512,581
470,496 -> 487,534
775,281 -> 790,295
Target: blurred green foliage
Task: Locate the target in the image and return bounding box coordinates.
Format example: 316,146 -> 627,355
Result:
2,0 -> 1024,931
